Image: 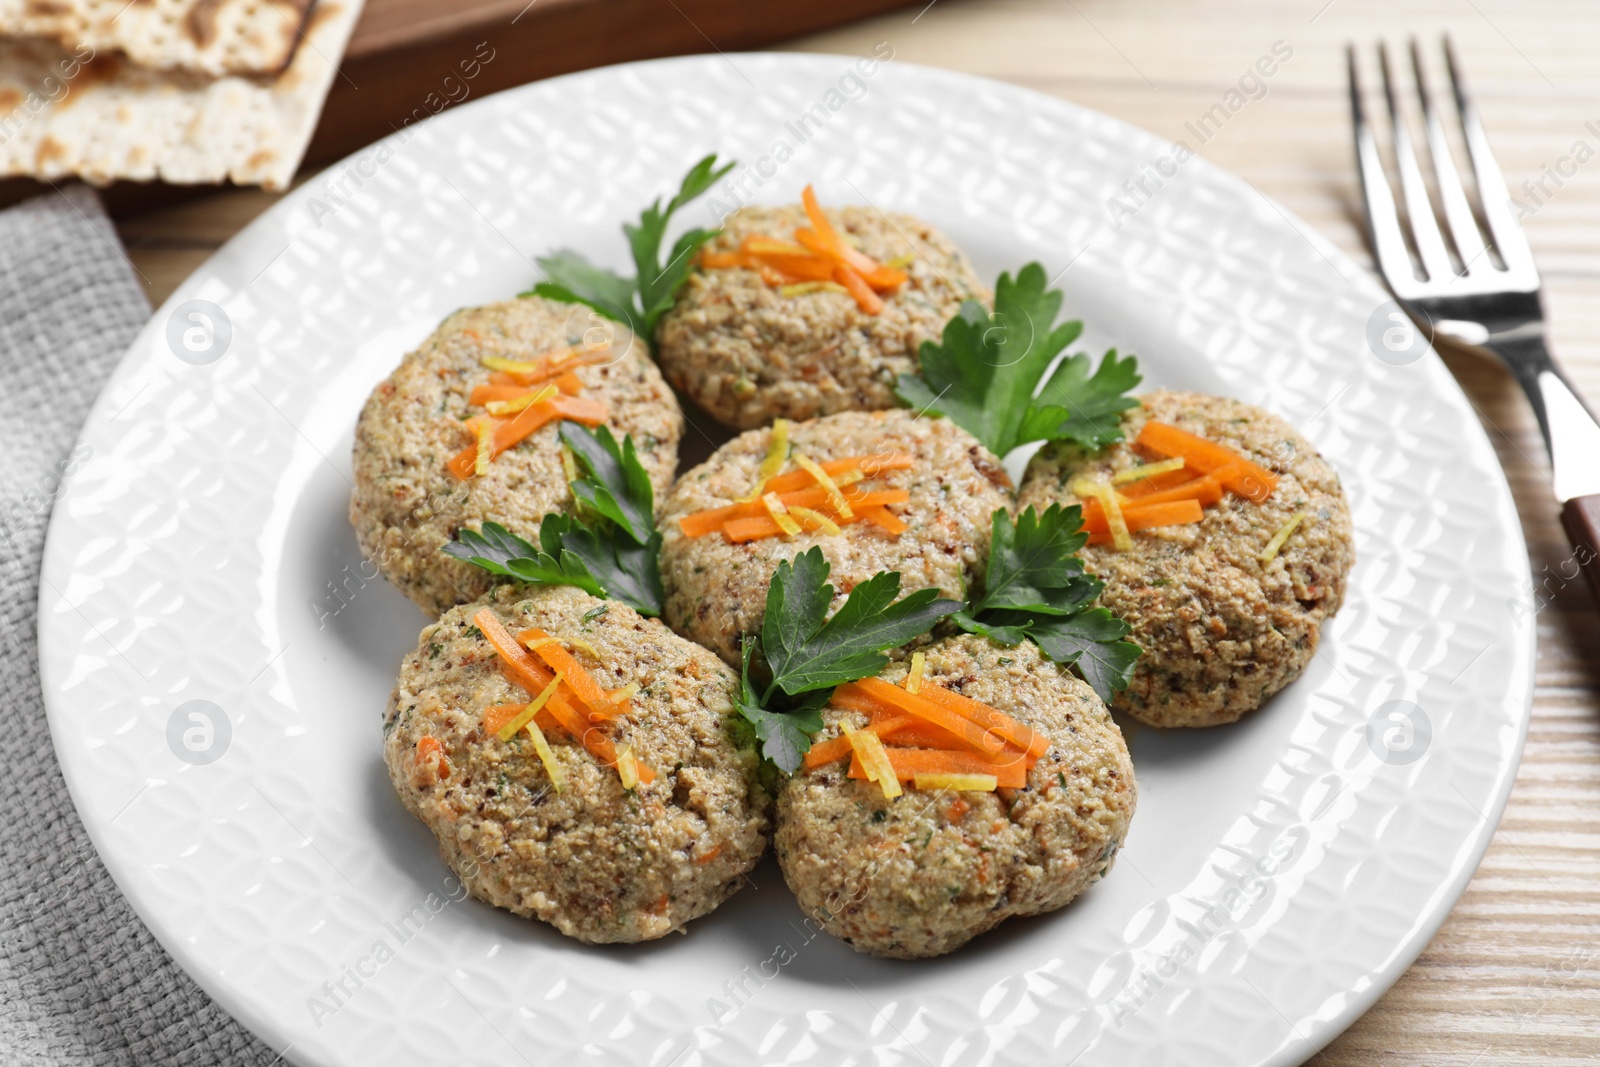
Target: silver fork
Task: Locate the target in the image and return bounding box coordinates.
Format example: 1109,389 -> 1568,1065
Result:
1348,37 -> 1600,604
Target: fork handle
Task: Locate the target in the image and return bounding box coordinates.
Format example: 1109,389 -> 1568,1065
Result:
1484,333 -> 1600,605
1561,497 -> 1600,604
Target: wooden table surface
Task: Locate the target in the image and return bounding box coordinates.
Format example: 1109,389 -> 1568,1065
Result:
111,0 -> 1600,1061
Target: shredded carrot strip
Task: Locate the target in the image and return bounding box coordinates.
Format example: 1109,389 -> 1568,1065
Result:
905,680 -> 1052,763
1083,499 -> 1205,543
760,453 -> 912,494
485,382 -> 559,417
848,748 -> 1027,788
914,772 -> 998,792
1120,466 -> 1198,498
856,504 -> 908,535
520,628 -> 610,717
718,496 -> 910,543
750,250 -> 836,281
474,610 -> 651,783
798,187 -> 908,288
1082,464 -> 1233,527
787,506 -> 842,536
1259,510 -> 1309,563
1074,478 -> 1131,551
469,417 -> 494,477
1136,421 -> 1278,503
696,844 -> 723,865
469,383 -> 536,406
524,717 -> 566,793
905,651 -> 926,694
553,371 -> 585,395
737,419 -> 791,503
841,679 -> 1011,757
1111,457 -> 1188,486
844,725 -> 902,799
481,344 -> 606,386
473,608 -> 555,695
496,671 -> 565,741
762,492 -> 802,537
446,394 -> 608,479
680,487 -> 910,538
833,263 -> 884,314
793,453 -> 852,518
741,235 -> 812,257
875,716 -> 972,749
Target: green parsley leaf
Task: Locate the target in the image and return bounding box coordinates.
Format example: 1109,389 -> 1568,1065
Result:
966,503 -> 1094,615
894,262 -> 1141,457
953,506 -> 1141,702
441,423 -> 664,615
735,643 -> 827,774
441,520 -> 606,598
1017,348 -> 1143,451
560,422 -> 654,545
761,548 -> 962,697
530,154 -> 735,346
528,255 -> 639,333
735,547 -> 961,769
1023,610 -> 1142,701
537,514 -> 664,618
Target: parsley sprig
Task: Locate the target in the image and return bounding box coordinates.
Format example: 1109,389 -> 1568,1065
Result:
442,422 -> 664,615
954,504 -> 1141,701
895,262 -> 1142,457
529,154 -> 735,345
736,548 -> 961,772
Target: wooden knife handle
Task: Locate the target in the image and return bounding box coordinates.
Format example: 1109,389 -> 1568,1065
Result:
1559,494 -> 1600,604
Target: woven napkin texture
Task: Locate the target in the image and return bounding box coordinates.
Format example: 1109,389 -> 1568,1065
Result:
0,185 -> 279,1066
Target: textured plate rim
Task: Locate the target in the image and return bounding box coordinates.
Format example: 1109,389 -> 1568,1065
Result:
36,51 -> 1535,1067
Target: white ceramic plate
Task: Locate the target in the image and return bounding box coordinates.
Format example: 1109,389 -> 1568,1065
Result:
38,53 -> 1534,1067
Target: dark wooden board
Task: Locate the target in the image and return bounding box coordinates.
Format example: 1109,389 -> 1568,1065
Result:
0,0 -> 915,215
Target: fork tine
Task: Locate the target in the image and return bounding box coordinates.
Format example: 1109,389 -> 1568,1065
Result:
1443,36 -> 1539,279
1379,41 -> 1455,282
1348,45 -> 1419,292
1410,38 -> 1490,270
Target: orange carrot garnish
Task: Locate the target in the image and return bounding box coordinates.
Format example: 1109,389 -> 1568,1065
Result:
1082,499 -> 1204,543
760,452 -> 912,494
1135,421 -> 1278,503
446,394 -> 608,479
519,628 -> 610,716
847,747 -> 1027,788
856,505 -> 908,535
833,263 -> 885,314
798,186 -> 908,289
678,485 -> 910,538
847,677 -> 1029,757
887,678 -> 1052,763
474,611 -> 653,784
473,608 -> 555,695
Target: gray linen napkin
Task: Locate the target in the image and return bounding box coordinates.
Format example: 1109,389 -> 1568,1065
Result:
0,186 -> 278,1066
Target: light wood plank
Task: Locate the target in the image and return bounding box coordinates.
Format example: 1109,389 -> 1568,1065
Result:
115,1 -> 1600,1059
